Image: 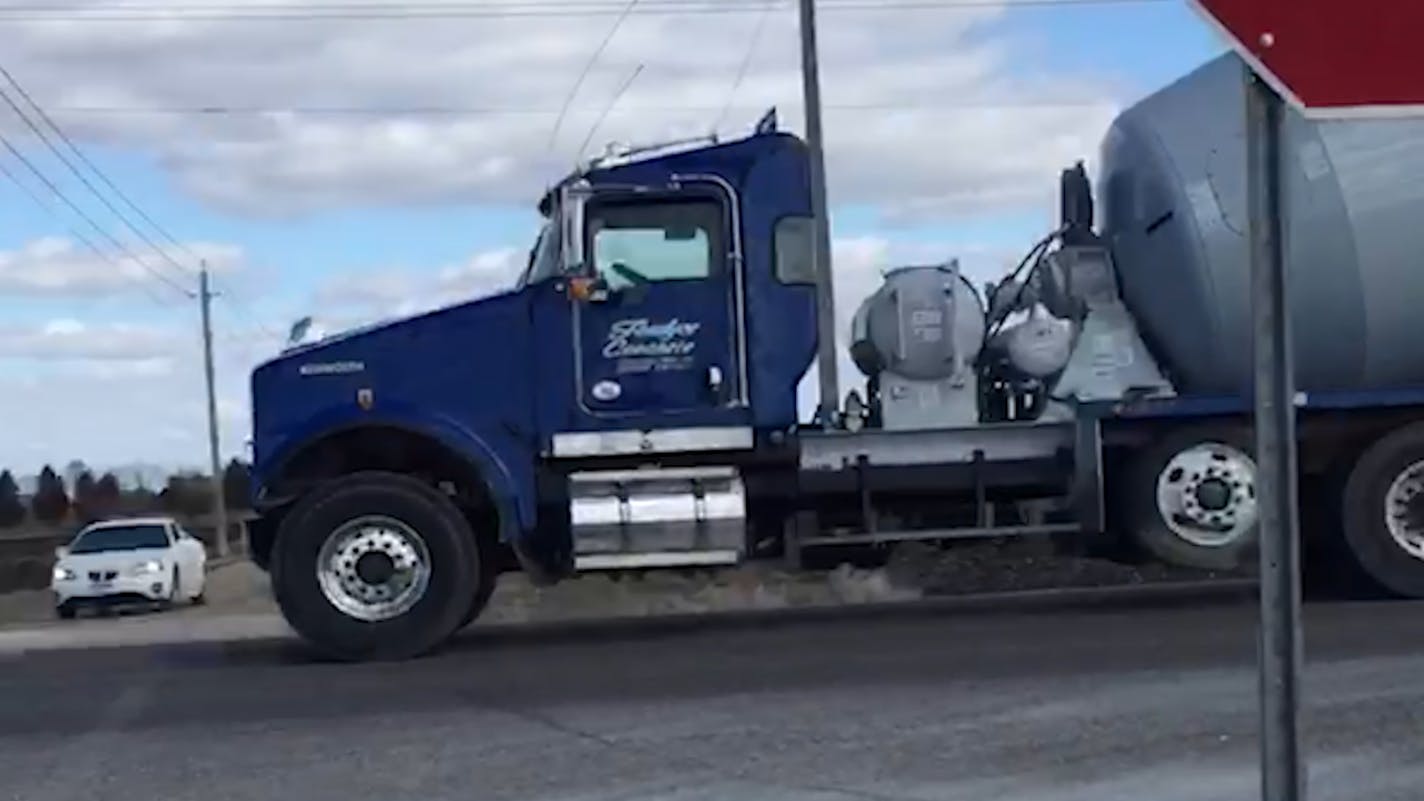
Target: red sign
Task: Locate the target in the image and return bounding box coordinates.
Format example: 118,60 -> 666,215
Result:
1190,0 -> 1424,117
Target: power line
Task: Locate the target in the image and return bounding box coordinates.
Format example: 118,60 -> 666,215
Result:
0,131 -> 195,298
576,62 -> 645,158
0,65 -> 285,337
0,80 -> 197,293
546,0 -> 640,151
0,159 -> 174,306
713,3 -> 774,134
0,64 -> 203,270
215,291 -> 284,340
0,0 -> 1171,22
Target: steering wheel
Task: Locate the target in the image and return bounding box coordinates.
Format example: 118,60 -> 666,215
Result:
608,262 -> 651,286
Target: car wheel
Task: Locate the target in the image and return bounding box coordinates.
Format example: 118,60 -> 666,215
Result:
56,602 -> 76,620
272,471 -> 481,662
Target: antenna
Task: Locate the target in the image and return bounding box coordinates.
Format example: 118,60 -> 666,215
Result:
575,63 -> 645,164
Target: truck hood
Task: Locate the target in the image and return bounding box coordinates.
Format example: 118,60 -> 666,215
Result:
248,284 -> 536,474
264,286 -> 520,368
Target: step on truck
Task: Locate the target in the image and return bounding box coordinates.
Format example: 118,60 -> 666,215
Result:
247,54 -> 1424,660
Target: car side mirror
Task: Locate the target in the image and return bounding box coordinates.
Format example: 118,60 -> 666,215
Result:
54,545 -> 68,559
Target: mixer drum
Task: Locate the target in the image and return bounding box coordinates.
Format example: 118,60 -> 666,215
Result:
1100,53 -> 1424,395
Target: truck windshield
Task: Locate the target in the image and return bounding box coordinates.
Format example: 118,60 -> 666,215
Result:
520,221 -> 562,287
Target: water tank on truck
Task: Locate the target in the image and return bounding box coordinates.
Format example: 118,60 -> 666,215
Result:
1101,53 -> 1424,396
848,260 -> 986,430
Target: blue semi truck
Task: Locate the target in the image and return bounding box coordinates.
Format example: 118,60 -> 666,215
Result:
247,55 -> 1424,660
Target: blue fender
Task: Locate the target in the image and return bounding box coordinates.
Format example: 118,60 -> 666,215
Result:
258,401 -> 535,543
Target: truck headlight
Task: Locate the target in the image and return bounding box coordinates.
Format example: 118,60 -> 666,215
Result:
128,560 -> 163,577
52,566 -> 75,582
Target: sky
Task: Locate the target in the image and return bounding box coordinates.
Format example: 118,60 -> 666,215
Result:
0,0 -> 1227,472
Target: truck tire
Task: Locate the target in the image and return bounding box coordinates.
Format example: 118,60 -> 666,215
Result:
457,572 -> 497,630
272,471 -> 481,661
1118,426 -> 1259,572
1340,422 -> 1424,598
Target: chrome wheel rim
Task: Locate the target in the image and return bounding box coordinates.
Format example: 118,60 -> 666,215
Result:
316,515 -> 431,622
1384,460 -> 1424,561
1155,443 -> 1258,548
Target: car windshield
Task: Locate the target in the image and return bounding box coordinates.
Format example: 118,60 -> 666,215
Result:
69,525 -> 170,554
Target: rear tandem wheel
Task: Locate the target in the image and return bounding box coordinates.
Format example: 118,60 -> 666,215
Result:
1116,426 -> 1259,573
1340,422 -> 1424,598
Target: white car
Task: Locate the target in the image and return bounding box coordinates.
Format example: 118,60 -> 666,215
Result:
51,517 -> 208,619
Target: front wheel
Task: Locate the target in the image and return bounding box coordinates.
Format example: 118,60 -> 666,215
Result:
1341,423 -> 1424,598
272,472 -> 482,661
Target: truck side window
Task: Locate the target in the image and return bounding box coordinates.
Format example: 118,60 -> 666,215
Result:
774,216 -> 815,284
588,199 -> 722,291
521,222 -> 562,286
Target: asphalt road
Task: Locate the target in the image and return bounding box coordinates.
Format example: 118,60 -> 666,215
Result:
2,599 -> 1422,801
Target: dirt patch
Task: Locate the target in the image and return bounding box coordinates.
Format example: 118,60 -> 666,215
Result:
2,544 -> 1235,629
480,562 -> 922,624
885,541 -> 1230,595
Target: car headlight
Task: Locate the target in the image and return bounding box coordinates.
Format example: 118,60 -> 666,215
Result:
52,566 -> 75,582
128,560 -> 164,577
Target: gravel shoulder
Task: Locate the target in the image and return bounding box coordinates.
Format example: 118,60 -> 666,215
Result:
0,539 -> 1239,631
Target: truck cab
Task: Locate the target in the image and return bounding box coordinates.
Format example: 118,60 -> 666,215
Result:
246,127 -> 818,660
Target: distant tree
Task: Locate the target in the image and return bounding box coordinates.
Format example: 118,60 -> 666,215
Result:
63,459 -> 89,491
73,470 -> 100,523
0,470 -> 25,528
162,473 -> 211,519
31,466 -> 69,524
96,473 -> 122,517
121,486 -> 159,516
223,460 -> 253,510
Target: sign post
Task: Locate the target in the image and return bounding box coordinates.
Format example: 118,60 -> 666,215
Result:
1190,2 -> 1424,799
1242,67 -> 1303,801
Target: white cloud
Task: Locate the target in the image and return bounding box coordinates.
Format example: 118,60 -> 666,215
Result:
313,246 -> 524,323
0,236 -> 244,298
0,318 -> 176,363
0,314 -> 275,468
5,3 -> 1123,218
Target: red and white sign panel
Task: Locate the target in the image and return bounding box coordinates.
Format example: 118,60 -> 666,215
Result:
1191,0 -> 1424,118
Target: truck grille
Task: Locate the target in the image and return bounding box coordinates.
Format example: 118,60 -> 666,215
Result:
89,570 -> 117,582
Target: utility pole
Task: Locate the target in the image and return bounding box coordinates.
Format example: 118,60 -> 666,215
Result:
797,0 -> 839,428
199,265 -> 229,559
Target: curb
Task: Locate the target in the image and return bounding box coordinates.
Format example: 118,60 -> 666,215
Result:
455,578 -> 1260,648
205,556 -> 246,573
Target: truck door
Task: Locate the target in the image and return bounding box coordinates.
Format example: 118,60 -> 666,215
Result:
572,186 -> 744,420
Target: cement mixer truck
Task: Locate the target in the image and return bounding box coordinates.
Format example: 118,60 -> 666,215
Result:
246,54 -> 1424,660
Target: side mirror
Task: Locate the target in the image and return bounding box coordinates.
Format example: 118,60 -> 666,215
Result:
54,545 -> 69,559
560,181 -> 590,274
